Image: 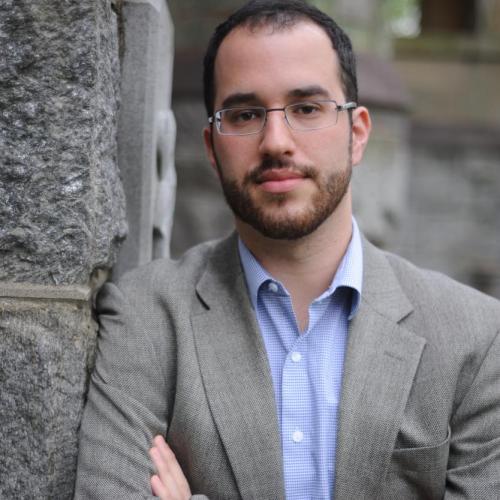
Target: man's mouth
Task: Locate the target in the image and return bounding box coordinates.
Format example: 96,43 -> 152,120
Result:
256,169 -> 307,194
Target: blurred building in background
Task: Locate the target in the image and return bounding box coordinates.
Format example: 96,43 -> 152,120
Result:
168,0 -> 500,299
393,0 -> 500,297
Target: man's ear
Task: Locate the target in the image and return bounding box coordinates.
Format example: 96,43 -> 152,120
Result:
351,106 -> 371,166
203,126 -> 219,176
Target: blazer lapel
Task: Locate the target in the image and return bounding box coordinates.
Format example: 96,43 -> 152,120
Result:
191,234 -> 285,500
335,240 -> 426,500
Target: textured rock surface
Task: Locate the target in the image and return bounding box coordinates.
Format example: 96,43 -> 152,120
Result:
0,1 -> 128,498
0,0 -> 127,285
0,296 -> 97,499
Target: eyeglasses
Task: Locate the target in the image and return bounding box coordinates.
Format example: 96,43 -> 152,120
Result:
208,100 -> 357,136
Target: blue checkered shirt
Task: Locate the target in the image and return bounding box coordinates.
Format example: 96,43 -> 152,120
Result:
238,219 -> 363,500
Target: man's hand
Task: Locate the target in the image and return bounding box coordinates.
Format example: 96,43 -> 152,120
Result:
149,435 -> 192,500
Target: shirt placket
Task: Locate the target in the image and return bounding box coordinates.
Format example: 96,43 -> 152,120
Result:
281,297 -> 315,498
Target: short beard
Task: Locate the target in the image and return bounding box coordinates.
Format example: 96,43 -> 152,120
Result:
215,152 -> 352,241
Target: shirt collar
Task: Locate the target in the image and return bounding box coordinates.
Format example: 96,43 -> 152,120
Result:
238,218 -> 363,320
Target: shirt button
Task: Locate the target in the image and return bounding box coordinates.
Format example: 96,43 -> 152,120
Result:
292,430 -> 304,443
268,282 -> 279,293
291,351 -> 302,362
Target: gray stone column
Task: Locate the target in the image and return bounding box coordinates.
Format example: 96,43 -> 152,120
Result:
113,0 -> 177,279
0,1 -> 127,498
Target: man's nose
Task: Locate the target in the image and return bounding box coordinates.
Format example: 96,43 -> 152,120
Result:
258,110 -> 296,158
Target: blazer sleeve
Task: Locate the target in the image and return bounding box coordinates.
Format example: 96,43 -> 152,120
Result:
444,328 -> 500,498
74,281 -> 209,500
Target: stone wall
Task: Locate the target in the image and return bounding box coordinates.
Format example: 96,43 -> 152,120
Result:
397,123 -> 500,298
0,1 -> 126,497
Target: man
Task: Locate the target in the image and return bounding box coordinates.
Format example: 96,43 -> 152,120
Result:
75,1 -> 500,499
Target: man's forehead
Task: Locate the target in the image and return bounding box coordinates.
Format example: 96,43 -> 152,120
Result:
213,21 -> 341,104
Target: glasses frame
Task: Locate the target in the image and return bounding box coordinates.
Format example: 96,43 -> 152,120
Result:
208,100 -> 357,136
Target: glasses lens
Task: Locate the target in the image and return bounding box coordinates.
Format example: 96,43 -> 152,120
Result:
219,107 -> 265,135
285,101 -> 338,131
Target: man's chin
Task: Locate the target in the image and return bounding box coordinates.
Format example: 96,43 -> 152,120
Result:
238,212 -> 327,240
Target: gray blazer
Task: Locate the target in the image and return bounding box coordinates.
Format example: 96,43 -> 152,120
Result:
75,234 -> 500,499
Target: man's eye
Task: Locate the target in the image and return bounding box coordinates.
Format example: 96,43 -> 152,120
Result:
227,109 -> 260,123
293,103 -> 322,115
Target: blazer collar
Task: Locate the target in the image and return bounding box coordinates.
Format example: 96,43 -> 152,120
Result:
360,235 -> 414,322
193,233 -> 285,500
334,237 -> 426,499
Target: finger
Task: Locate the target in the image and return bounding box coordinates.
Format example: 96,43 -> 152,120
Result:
153,436 -> 191,496
149,446 -> 182,499
151,474 -> 168,499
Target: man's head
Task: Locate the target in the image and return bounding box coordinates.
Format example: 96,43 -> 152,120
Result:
202,0 -> 371,241
203,0 -> 358,118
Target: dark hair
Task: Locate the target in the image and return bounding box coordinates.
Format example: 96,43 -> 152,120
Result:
202,0 -> 358,116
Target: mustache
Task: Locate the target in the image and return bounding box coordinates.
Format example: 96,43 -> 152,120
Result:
246,157 -> 316,184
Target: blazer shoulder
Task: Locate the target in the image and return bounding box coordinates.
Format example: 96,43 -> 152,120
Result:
383,250 -> 500,332
114,237 -> 224,297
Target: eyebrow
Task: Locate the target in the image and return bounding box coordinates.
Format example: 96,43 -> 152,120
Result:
221,93 -> 259,109
287,85 -> 330,99
219,85 -> 331,110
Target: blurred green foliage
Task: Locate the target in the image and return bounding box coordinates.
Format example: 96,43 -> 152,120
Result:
383,0 -> 421,36
310,0 -> 421,37
383,0 -> 419,20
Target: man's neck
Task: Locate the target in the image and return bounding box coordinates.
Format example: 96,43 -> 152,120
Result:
237,202 -> 353,331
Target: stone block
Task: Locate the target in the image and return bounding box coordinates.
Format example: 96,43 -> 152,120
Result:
0,291 -> 96,499
113,0 -> 177,279
0,0 -> 126,285
394,37 -> 500,129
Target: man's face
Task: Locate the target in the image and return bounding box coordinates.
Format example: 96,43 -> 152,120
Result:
204,21 -> 368,240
